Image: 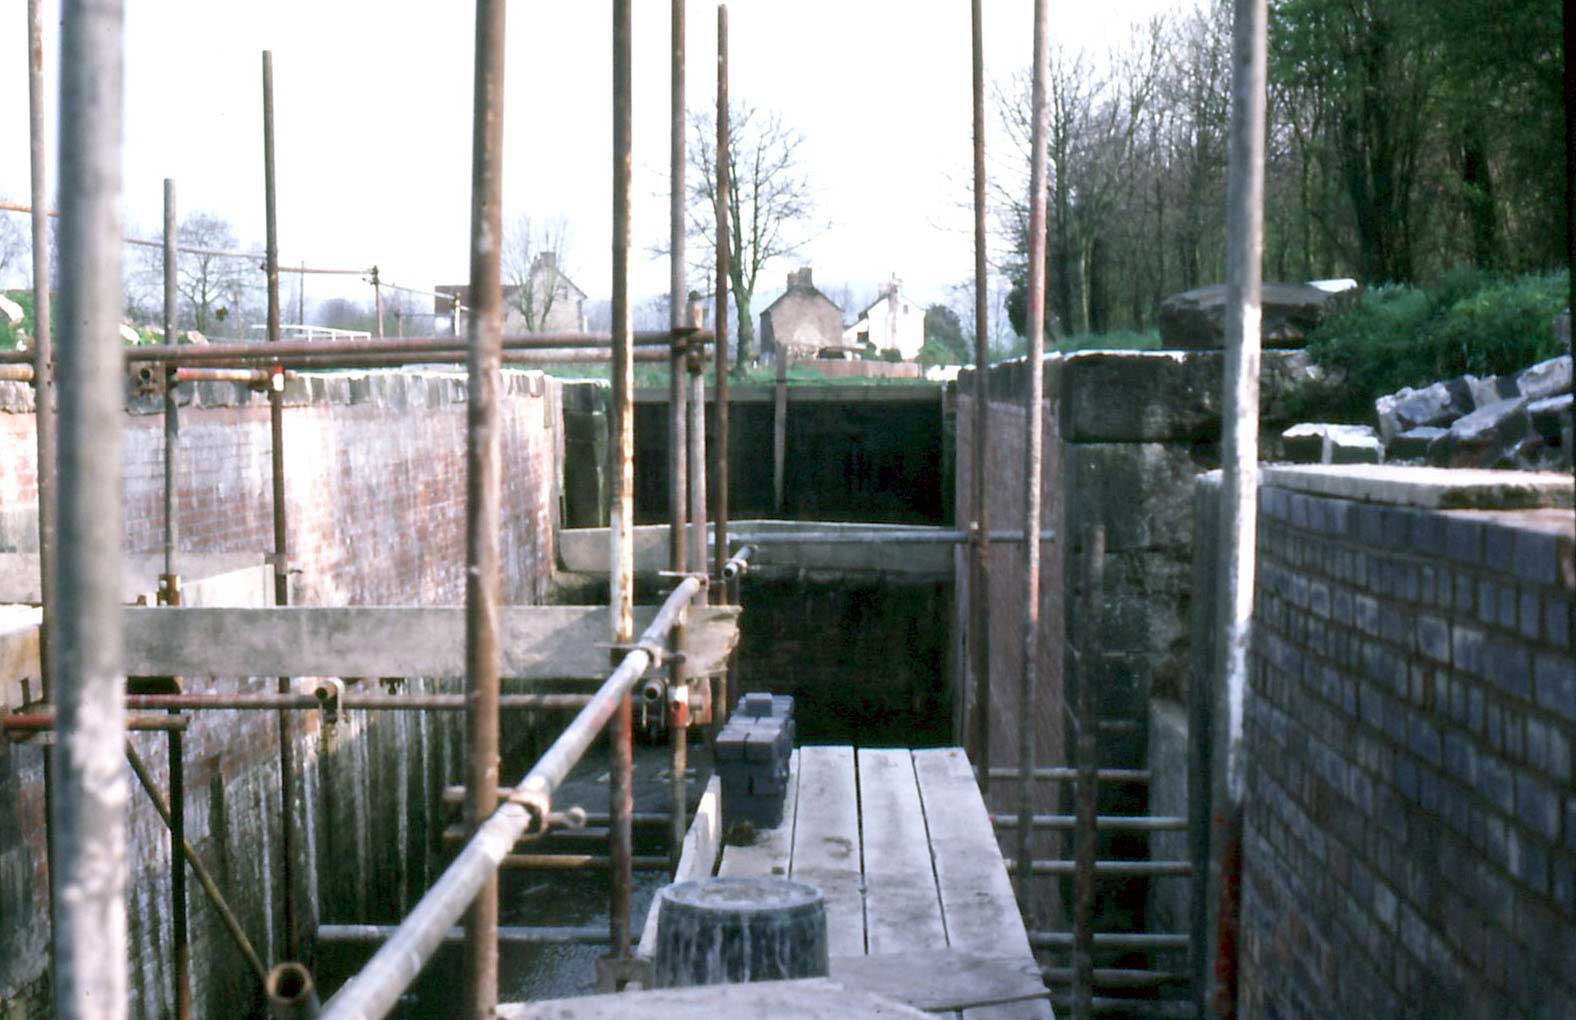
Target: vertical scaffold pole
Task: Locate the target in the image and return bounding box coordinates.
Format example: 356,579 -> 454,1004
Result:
51,2 -> 130,1018
969,0 -> 993,790
1071,526 -> 1105,1020
1209,0 -> 1267,1015
461,2 -> 507,1017
1014,0 -> 1051,906
713,6 -> 733,730
161,177 -> 191,1020
712,3 -> 731,601
667,0 -> 691,872
26,0 -> 60,915
609,0 -> 637,962
261,50 -> 299,963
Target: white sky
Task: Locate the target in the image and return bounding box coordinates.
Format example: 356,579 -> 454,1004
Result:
0,1 -> 1179,316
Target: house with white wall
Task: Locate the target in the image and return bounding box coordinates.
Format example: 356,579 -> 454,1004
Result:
842,275 -> 923,361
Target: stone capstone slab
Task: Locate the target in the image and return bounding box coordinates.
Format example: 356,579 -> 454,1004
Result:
1432,396 -> 1532,468
1387,426 -> 1449,463
1059,349 -> 1314,443
1260,464 -> 1573,510
1157,282 -> 1336,350
1280,423 -> 1382,465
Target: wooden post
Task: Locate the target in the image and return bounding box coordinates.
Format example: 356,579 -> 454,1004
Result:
773,351 -> 787,514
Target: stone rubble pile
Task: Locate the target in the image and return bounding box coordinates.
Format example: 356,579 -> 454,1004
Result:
1280,354 -> 1572,471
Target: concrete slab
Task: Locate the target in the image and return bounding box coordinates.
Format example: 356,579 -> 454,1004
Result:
1260,464 -> 1572,510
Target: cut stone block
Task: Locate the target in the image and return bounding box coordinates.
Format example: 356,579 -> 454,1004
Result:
1387,426 -> 1448,463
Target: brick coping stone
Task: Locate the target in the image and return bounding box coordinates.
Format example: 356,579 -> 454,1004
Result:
1260,464 -> 1573,510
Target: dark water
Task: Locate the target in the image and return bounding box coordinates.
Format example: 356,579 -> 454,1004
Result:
316,740 -> 710,1014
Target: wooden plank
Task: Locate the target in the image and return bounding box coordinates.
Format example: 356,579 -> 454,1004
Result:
857,748 -> 947,954
911,748 -> 1053,1020
789,745 -> 865,958
498,978 -> 934,1020
121,604 -> 740,679
718,748 -> 800,879
829,951 -> 1049,1013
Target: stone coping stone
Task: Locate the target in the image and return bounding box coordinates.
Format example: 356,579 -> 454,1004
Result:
1260,464 -> 1573,510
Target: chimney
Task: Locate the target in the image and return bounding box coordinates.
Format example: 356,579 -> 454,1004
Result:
787,267 -> 812,290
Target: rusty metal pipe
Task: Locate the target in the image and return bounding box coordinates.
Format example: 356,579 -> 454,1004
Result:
987,766 -> 1150,783
169,726 -> 190,1020
991,813 -> 1187,832
0,333 -> 710,367
163,181 -> 179,590
173,367 -> 275,385
1072,526 -> 1106,1020
609,0 -> 637,965
261,49 -> 300,965
124,740 -> 270,988
5,713 -> 186,734
969,0 -> 993,790
501,853 -> 669,871
125,693 -> 594,712
1006,859 -> 1193,877
712,4 -> 732,602
26,0 -> 56,717
460,1 -> 508,1015
667,0 -> 691,873
1015,0 -> 1052,909
265,963 -> 320,1020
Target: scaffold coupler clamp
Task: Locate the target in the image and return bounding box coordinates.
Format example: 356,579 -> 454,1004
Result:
508,775 -> 553,836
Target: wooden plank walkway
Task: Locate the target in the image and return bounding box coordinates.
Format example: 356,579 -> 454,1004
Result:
718,745 -> 1053,1020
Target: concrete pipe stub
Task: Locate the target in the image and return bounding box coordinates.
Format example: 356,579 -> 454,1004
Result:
651,876 -> 828,988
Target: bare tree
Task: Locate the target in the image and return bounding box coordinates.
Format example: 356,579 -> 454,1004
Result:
684,102 -> 819,367
163,212 -> 254,335
503,213 -> 574,332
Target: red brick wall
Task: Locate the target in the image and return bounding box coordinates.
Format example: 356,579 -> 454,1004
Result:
0,369 -> 562,1020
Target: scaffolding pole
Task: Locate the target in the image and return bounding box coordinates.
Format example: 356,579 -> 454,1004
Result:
50,1 -> 130,1017
1014,0 -> 1051,908
969,0 -> 993,789
459,1 -> 508,1016
26,0 -> 60,939
609,0 -> 637,966
666,0 -> 692,874
1208,0 -> 1267,1016
261,50 -> 300,965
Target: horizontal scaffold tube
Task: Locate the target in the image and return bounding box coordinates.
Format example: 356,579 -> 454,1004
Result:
315,574 -> 703,1020
731,529 -> 1057,545
986,766 -> 1150,784
125,693 -> 593,712
317,924 -> 617,946
1006,859 -> 1192,877
0,330 -> 713,366
991,813 -> 1187,831
3,712 -> 190,733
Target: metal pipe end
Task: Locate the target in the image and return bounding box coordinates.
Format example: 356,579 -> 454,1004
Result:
265,962 -> 320,1020
639,678 -> 667,705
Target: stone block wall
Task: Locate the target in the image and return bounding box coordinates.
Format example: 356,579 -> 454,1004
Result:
1238,468 -> 1575,1019
0,369 -> 563,1020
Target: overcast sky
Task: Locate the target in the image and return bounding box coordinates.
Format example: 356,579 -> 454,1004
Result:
1,1 -> 1179,318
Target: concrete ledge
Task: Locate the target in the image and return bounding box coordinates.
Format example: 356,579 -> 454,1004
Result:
1260,464 -> 1573,510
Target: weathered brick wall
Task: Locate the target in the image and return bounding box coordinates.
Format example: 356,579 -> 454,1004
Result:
0,369 -> 562,1020
954,356 -> 1066,928
1240,478 -> 1575,1019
